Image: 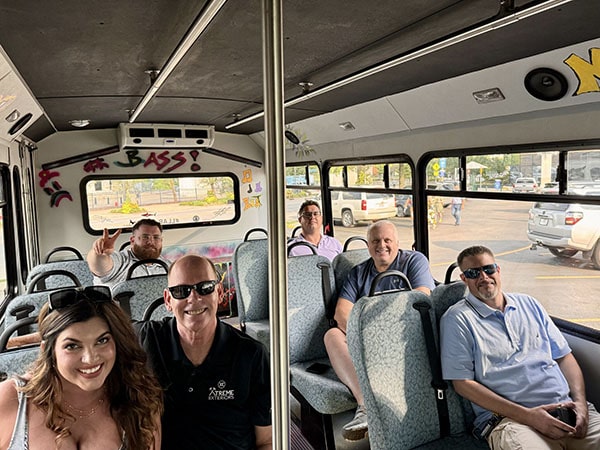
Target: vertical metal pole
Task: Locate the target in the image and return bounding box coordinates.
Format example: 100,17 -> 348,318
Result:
262,0 -> 290,449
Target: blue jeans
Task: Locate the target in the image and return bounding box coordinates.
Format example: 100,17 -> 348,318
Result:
451,204 -> 461,224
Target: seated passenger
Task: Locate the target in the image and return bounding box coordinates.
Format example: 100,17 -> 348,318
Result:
86,218 -> 170,288
287,200 -> 342,261
0,286 -> 163,450
135,255 -> 272,450
324,220 -> 435,440
440,245 -> 600,449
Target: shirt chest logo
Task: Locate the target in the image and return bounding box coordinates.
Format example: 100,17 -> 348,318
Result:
208,379 -> 235,401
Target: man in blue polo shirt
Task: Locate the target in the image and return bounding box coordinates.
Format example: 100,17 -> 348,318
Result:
136,255 -> 272,450
324,220 -> 435,440
440,245 -> 600,449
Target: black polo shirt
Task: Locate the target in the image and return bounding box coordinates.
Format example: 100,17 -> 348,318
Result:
135,318 -> 271,450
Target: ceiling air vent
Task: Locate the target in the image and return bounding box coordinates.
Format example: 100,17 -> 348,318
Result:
118,123 -> 215,151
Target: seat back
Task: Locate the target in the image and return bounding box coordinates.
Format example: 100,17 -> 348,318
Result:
111,274 -> 168,320
0,317 -> 40,381
232,239 -> 269,327
347,290 -> 469,450
331,248 -> 370,297
142,296 -> 172,321
26,263 -> 92,291
287,254 -> 333,364
3,292 -> 51,334
430,281 -> 468,326
430,281 -> 476,427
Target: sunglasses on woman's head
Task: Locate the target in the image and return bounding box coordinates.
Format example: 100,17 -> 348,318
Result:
462,263 -> 498,280
48,285 -> 112,311
168,280 -> 218,300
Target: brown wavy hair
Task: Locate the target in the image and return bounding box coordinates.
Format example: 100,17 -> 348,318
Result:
20,298 -> 163,450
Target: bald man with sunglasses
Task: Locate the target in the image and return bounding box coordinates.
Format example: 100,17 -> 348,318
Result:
135,255 -> 272,450
440,245 -> 600,449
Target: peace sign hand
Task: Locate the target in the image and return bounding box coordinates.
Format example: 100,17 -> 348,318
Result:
93,228 -> 122,255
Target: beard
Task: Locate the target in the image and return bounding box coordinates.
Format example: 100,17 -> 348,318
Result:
475,281 -> 499,302
132,243 -> 162,260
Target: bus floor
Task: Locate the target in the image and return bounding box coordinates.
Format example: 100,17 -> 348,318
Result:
290,395 -> 371,450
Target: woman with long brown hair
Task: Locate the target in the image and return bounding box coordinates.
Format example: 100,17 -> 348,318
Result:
0,285 -> 163,450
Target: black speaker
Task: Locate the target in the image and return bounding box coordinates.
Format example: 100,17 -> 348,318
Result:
284,129 -> 300,145
524,68 -> 568,101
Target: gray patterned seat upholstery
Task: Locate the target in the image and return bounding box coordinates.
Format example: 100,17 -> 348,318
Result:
2,292 -> 53,335
26,257 -> 94,291
111,274 -> 168,320
347,290 -> 485,449
288,254 -> 357,449
231,239 -> 269,347
0,346 -> 39,381
0,317 -> 40,381
332,248 -> 370,298
430,281 -> 468,326
430,281 -> 478,428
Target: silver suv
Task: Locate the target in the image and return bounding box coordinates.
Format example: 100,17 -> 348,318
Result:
513,177 -> 538,193
332,191 -> 396,227
527,202 -> 600,269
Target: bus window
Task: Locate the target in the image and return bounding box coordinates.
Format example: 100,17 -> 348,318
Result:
425,146 -> 600,332
346,164 -> 386,188
326,160 -> 414,249
567,149 -> 600,194
285,163 -> 321,236
83,174 -> 239,232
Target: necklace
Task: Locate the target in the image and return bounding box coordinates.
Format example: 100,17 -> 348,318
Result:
63,398 -> 105,419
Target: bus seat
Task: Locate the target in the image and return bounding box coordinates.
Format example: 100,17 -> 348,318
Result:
342,236 -> 368,251
331,248 -> 370,298
430,281 -> 476,427
26,247 -> 93,291
444,262 -> 460,284
0,317 -> 39,381
3,291 -> 58,335
288,253 -> 357,449
111,274 -> 168,320
430,281 -> 468,327
347,290 -> 485,450
142,296 -> 172,321
232,238 -> 269,344
26,263 -> 91,292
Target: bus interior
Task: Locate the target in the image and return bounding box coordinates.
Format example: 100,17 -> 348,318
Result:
0,0 -> 599,448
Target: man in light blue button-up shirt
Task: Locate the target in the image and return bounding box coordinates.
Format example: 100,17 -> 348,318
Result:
440,245 -> 600,449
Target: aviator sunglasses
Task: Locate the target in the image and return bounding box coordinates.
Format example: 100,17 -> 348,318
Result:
168,280 -> 218,300
48,285 -> 112,311
462,263 -> 498,280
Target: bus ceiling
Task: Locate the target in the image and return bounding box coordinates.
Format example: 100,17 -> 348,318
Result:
0,0 -> 599,143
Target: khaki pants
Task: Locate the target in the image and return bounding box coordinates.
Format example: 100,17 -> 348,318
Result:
488,404 -> 600,450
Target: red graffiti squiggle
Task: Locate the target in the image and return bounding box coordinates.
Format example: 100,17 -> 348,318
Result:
84,157 -> 110,173
38,169 -> 60,188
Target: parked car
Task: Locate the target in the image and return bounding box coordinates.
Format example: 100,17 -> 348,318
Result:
527,202 -> 600,269
332,191 -> 396,227
512,177 -> 538,193
540,182 -> 559,194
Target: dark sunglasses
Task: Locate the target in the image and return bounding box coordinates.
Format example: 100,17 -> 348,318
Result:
462,263 -> 498,280
168,280 -> 218,300
48,285 -> 112,311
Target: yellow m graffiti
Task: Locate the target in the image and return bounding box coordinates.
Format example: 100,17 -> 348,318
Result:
564,47 -> 600,95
